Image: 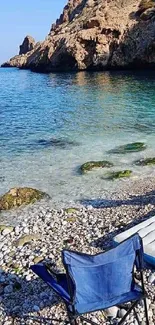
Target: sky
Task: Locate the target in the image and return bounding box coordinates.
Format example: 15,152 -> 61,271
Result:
0,0 -> 67,64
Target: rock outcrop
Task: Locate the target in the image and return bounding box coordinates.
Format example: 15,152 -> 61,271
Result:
19,35 -> 36,55
2,0 -> 155,72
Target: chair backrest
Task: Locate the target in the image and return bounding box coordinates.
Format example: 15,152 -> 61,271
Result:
62,234 -> 143,308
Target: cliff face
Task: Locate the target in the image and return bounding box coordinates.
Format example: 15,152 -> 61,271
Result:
2,0 -> 155,72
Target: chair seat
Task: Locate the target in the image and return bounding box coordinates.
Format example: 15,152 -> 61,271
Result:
74,289 -> 143,314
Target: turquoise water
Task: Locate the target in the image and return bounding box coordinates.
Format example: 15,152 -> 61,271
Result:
1,68 -> 155,207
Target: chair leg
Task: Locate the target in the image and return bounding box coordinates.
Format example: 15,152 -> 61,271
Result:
133,307 -> 141,325
66,311 -> 78,325
118,300 -> 139,325
143,298 -> 149,325
67,316 -> 78,325
80,316 -> 99,325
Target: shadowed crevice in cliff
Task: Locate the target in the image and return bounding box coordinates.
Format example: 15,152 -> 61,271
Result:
49,50 -> 78,72
26,39 -> 78,72
68,0 -> 87,22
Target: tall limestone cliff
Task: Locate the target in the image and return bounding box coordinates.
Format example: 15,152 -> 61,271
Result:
2,0 -> 155,72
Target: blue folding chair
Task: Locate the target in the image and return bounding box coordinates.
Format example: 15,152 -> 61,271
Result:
30,234 -> 149,324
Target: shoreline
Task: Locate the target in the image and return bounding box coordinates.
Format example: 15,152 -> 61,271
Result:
1,175 -> 155,223
0,177 -> 155,323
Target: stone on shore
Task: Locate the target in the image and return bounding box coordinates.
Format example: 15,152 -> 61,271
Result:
13,234 -> 40,247
81,161 -> 113,173
64,207 -> 79,214
33,256 -> 44,264
0,187 -> 47,211
105,306 -> 118,318
0,225 -> 14,233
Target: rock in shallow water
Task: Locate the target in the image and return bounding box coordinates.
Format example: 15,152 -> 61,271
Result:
0,187 -> 47,210
81,161 -> 113,173
103,170 -> 132,180
134,157 -> 155,166
36,138 -> 80,149
108,142 -> 146,154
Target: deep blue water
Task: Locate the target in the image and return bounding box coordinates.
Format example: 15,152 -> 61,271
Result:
1,68 -> 155,207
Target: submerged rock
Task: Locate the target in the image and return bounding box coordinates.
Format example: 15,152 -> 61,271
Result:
108,142 -> 146,154
134,157 -> 155,166
104,170 -> 132,180
0,187 -> 47,211
81,161 -> 113,173
36,138 -> 80,149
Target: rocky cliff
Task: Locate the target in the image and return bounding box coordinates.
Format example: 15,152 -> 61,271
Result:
19,35 -> 36,55
2,0 -> 155,72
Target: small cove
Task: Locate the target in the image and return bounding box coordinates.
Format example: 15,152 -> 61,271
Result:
1,68 -> 155,208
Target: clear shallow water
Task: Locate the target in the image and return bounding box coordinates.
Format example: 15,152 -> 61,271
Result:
1,68 -> 155,208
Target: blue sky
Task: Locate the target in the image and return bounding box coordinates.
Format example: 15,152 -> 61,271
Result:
0,0 -> 67,64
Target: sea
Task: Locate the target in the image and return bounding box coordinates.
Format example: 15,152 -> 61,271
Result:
1,68 -> 155,208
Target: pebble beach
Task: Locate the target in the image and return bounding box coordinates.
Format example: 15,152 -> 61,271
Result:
0,177 -> 155,325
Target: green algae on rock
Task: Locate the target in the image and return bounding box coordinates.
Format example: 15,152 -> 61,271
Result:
108,142 -> 146,154
0,187 -> 47,211
81,161 -> 113,173
134,157 -> 155,166
104,170 -> 132,180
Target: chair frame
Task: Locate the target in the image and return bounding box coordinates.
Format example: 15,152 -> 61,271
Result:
60,245 -> 149,325
28,235 -> 150,325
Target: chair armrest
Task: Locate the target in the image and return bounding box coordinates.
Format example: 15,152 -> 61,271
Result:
30,263 -> 71,303
44,262 -> 59,279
